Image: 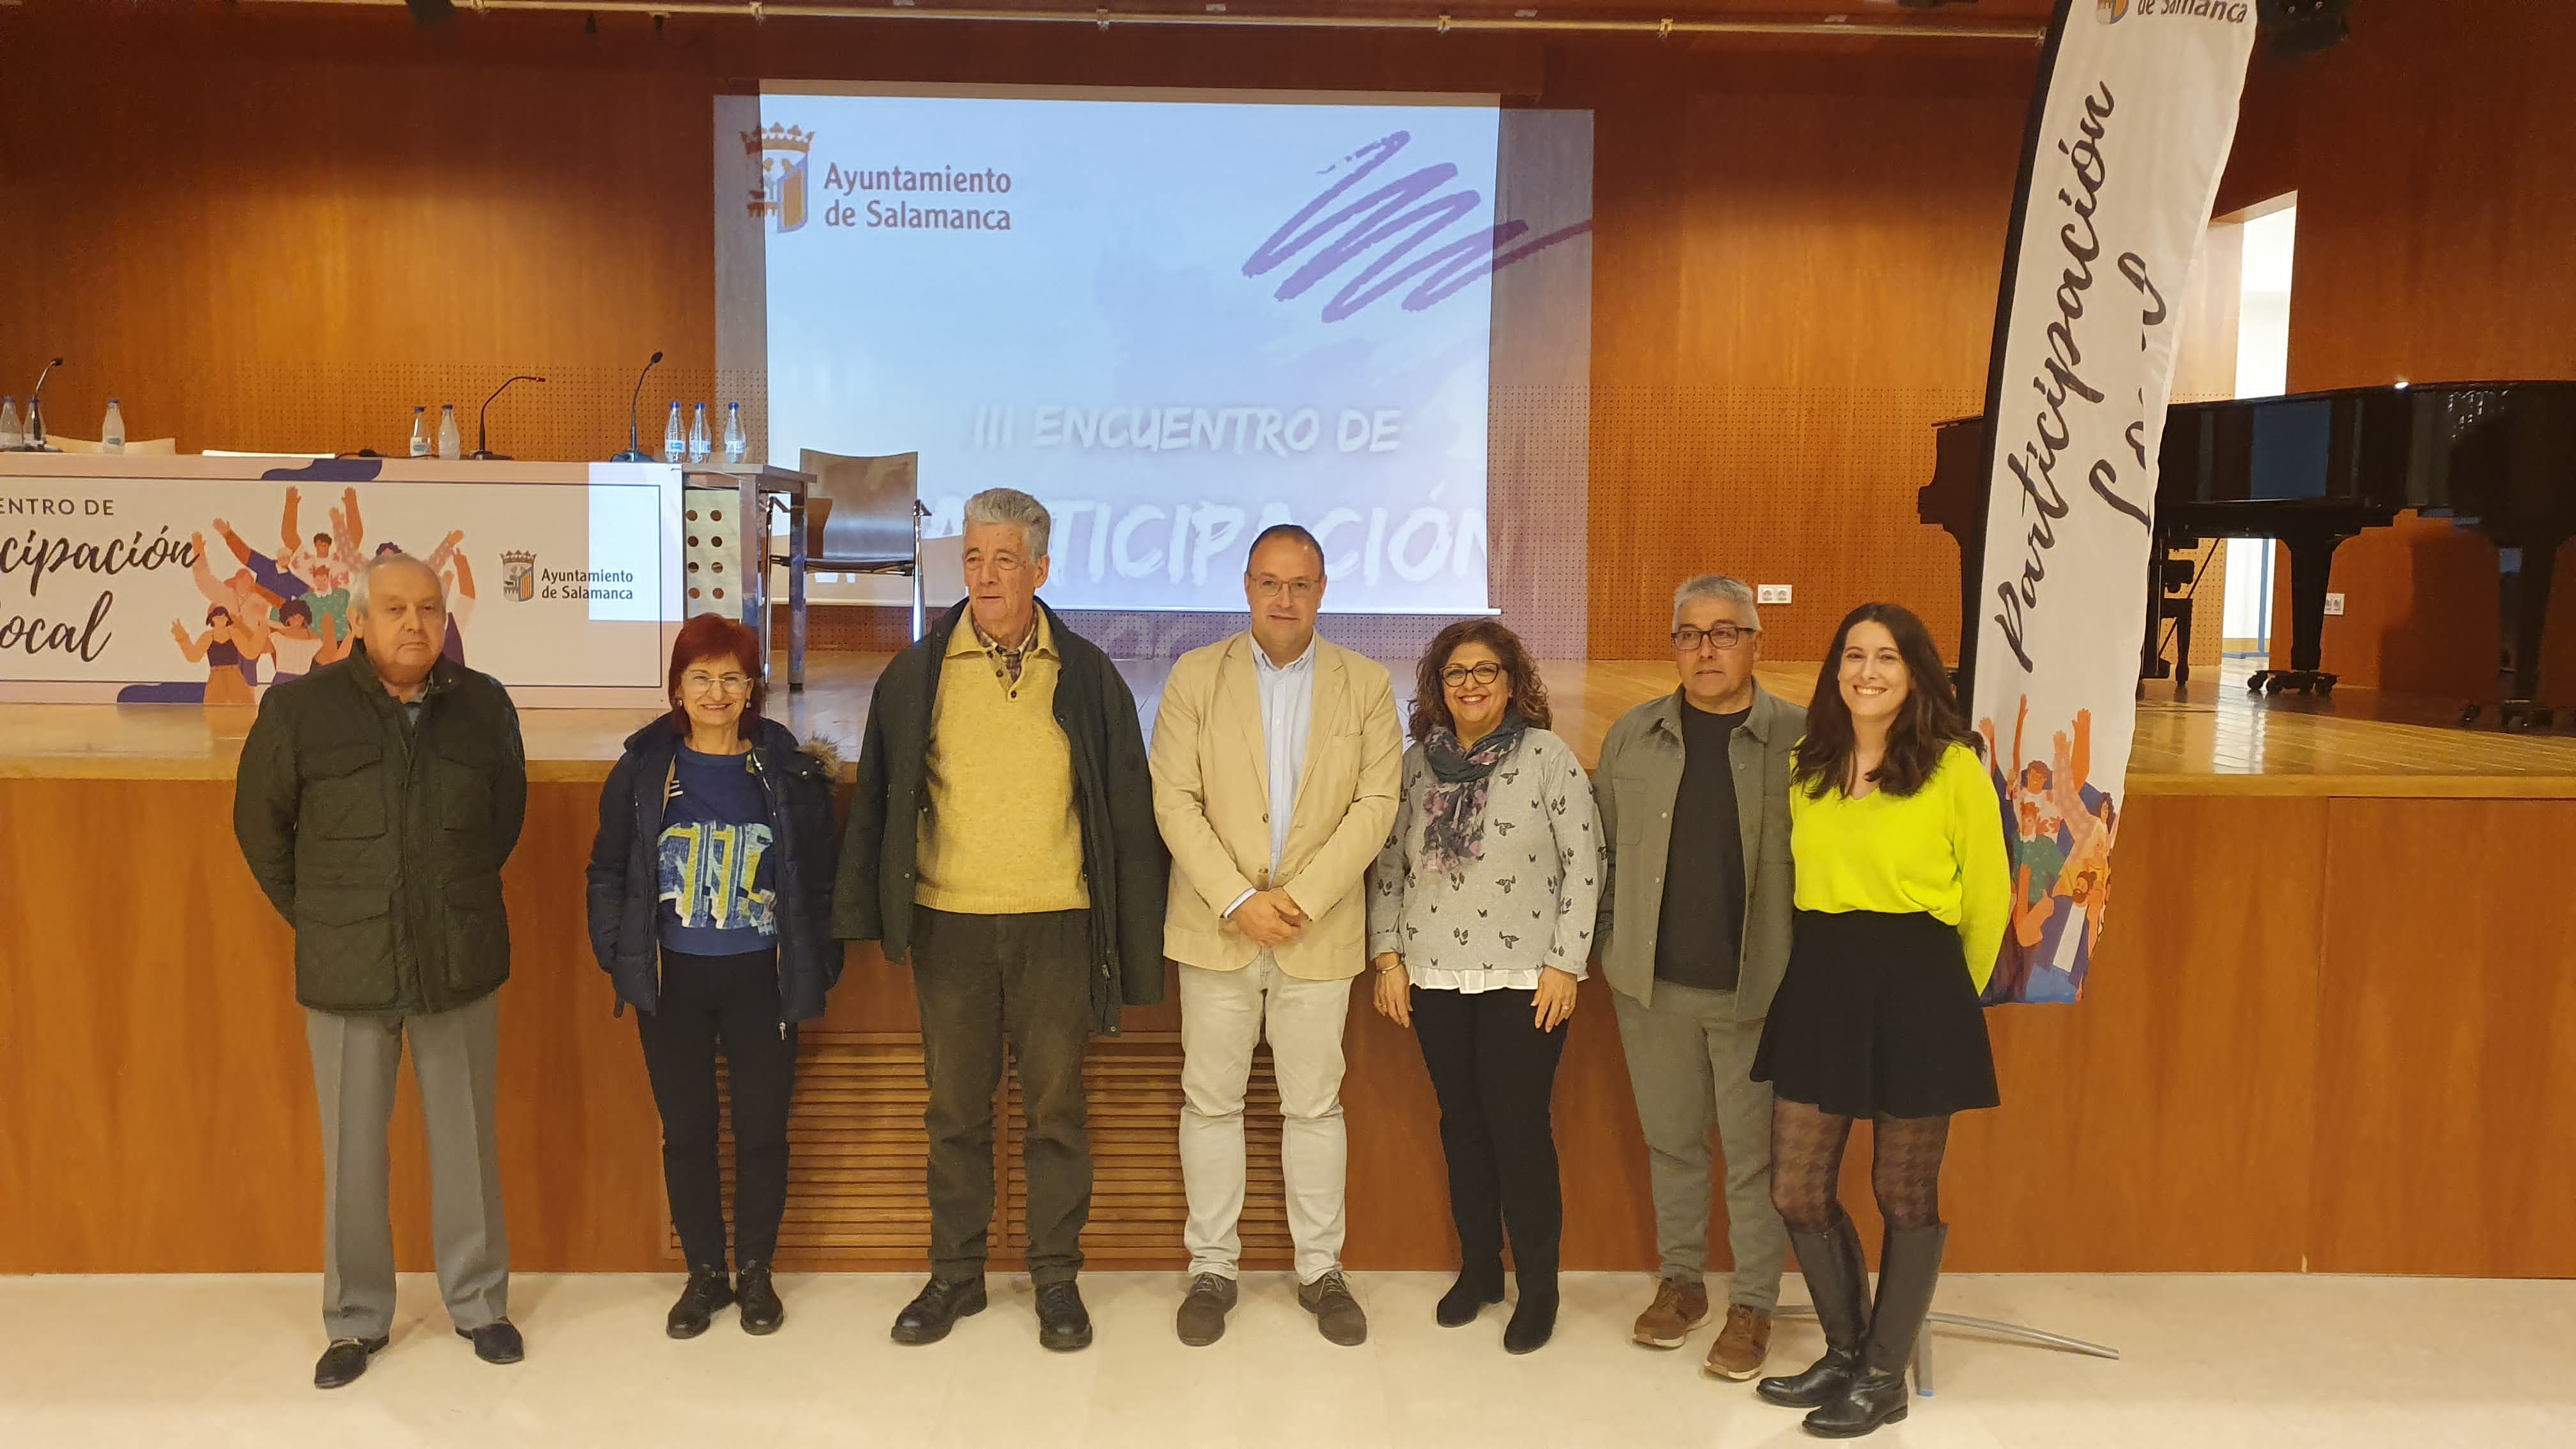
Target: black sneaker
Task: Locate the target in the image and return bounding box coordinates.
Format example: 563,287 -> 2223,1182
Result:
735,1260 -> 785,1336
891,1275 -> 988,1346
1036,1280 -> 1093,1353
666,1264 -> 735,1340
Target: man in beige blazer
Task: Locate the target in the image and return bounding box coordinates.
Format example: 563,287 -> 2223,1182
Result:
1149,524 -> 1402,1348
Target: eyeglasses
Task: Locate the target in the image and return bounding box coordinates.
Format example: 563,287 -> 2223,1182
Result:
682,671 -> 754,695
1672,624 -> 1759,652
1440,662 -> 1505,687
1250,577 -> 1319,600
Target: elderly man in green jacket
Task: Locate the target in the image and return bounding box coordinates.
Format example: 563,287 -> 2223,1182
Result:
233,552 -> 528,1390
1593,574 -> 1802,1383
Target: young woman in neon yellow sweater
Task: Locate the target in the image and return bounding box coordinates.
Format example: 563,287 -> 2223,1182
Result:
1749,602 -> 2009,1440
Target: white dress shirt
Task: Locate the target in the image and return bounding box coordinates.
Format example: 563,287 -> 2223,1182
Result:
1226,634 -> 1316,917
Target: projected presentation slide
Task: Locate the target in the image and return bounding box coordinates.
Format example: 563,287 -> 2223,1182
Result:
755,87 -> 1545,615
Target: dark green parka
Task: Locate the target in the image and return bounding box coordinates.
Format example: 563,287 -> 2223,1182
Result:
233,644 -> 528,1015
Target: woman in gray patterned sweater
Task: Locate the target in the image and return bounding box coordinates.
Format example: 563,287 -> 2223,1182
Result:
1367,619 -> 1604,1354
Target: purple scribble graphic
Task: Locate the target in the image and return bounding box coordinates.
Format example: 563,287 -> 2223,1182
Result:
1245,130 -> 1592,323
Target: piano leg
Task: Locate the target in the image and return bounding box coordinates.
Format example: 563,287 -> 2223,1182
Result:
2270,534 -> 2350,696
2496,539 -> 2562,730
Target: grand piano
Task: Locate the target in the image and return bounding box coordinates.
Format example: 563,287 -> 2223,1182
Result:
1918,381 -> 2576,726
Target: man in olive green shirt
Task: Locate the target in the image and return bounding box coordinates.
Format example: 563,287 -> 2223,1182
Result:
1593,574 -> 1801,1381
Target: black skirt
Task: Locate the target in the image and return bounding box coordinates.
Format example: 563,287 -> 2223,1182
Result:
1752,910 -> 2000,1119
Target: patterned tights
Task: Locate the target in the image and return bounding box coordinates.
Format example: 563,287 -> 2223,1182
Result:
1769,1098 -> 1951,1232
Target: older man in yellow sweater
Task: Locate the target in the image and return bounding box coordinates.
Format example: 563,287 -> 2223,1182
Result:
1149,524 -> 1402,1347
833,489 -> 1167,1355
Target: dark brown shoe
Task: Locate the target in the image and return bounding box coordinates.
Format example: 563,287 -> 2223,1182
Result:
1632,1277 -> 1711,1349
1175,1272 -> 1239,1346
1703,1303 -> 1774,1380
1296,1269 -> 1368,1346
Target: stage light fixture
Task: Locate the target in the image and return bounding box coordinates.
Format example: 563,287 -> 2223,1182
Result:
2256,0 -> 2349,57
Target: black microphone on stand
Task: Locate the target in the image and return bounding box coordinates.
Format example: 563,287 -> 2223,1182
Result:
611,351 -> 664,462
23,356 -> 63,451
468,374 -> 545,460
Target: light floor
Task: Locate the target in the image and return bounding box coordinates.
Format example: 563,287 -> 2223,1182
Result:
2,1271 -> 2571,1448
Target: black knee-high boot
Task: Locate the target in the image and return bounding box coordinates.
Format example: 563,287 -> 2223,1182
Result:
1757,1214 -> 1869,1408
1803,1224 -> 1945,1439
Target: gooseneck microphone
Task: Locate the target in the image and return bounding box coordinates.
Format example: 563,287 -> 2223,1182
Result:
468,374 -> 546,460
611,351 -> 664,463
24,356 -> 63,451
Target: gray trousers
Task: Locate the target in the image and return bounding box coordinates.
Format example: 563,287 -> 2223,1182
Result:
1612,979 -> 1788,1311
305,991 -> 510,1340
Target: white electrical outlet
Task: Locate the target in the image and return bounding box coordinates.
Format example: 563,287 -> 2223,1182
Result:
2323,592 -> 2346,617
1758,584 -> 1793,605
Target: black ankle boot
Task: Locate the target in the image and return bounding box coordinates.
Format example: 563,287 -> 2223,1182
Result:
1759,1215 -> 1869,1408
891,1274 -> 988,1346
1502,1276 -> 1558,1354
1436,1261 -> 1505,1328
735,1260 -> 784,1336
666,1264 -> 735,1340
1803,1224 -> 1945,1439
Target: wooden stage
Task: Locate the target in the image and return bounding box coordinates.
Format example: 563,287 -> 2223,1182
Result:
4,656 -> 2572,1281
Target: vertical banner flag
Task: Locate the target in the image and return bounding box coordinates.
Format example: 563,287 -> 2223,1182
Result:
1968,0 -> 2256,1004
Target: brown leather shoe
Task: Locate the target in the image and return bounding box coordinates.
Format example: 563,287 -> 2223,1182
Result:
1175,1273 -> 1238,1347
1632,1278 -> 1711,1349
1296,1269 -> 1368,1346
1703,1303 -> 1774,1381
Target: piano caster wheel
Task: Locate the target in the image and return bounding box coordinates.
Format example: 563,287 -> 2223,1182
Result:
2246,670 -> 2270,694
2461,703 -> 2484,726
2313,673 -> 2337,696
2265,674 -> 2290,694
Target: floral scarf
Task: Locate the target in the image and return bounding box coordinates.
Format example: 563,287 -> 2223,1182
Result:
1418,708 -> 1528,875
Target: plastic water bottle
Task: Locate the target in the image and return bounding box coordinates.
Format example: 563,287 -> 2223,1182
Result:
663,402 -> 685,464
24,395 -> 43,449
436,404 -> 462,460
0,397 -> 19,450
688,402 -> 711,464
409,406 -> 431,457
722,402 -> 746,464
100,399 -> 126,454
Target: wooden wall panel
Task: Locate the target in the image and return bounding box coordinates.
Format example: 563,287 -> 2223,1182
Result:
0,3 -> 1540,466
1564,49 -> 2035,662
1936,794 -> 2326,1272
13,777 -> 2453,1278
0,780 -> 669,1273
2310,798 -> 2576,1277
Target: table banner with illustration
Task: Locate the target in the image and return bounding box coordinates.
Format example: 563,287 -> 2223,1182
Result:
0,456 -> 682,706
